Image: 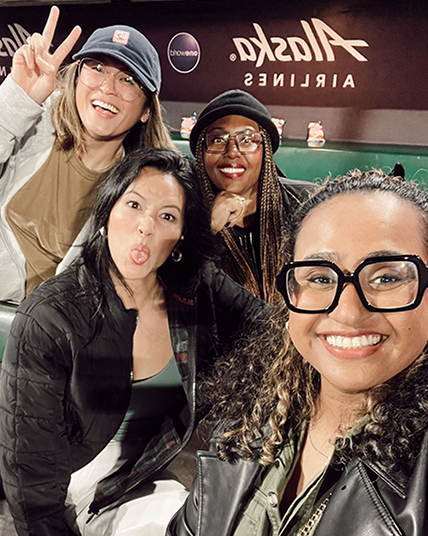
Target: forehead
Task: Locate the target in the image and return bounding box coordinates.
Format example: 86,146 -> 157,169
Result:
125,167 -> 185,204
207,115 -> 259,133
295,191 -> 427,264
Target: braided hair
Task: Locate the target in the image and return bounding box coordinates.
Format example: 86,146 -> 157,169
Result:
195,126 -> 285,304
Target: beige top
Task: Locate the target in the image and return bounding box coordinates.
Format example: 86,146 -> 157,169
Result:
6,146 -> 101,295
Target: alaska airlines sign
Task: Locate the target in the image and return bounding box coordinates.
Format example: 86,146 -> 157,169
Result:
0,3 -> 426,111
231,20 -> 369,67
228,20 -> 368,92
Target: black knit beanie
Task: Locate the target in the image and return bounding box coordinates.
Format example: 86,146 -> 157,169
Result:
189,89 -> 279,155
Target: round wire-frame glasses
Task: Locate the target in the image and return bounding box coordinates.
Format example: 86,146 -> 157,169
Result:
77,58 -> 145,102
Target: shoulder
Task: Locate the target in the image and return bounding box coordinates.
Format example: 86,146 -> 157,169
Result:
15,268 -> 92,338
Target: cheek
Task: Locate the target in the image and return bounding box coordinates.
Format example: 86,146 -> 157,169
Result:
288,313 -> 318,358
397,306 -> 428,361
75,80 -> 88,110
203,154 -> 215,175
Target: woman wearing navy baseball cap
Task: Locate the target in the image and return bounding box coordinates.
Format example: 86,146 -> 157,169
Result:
0,6 -> 171,303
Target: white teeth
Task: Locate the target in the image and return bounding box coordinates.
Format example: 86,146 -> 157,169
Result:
92,100 -> 119,114
220,167 -> 245,173
326,334 -> 382,349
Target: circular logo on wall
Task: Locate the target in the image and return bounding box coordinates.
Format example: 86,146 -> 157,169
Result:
167,32 -> 200,74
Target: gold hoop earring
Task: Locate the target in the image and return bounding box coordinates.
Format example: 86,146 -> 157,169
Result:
171,250 -> 182,262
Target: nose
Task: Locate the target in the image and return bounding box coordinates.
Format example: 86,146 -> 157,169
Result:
137,214 -> 155,236
224,138 -> 240,157
100,73 -> 118,95
329,282 -> 368,324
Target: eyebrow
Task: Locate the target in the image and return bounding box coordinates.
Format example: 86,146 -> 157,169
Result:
124,189 -> 183,213
301,249 -> 405,262
302,251 -> 339,262
206,127 -> 258,135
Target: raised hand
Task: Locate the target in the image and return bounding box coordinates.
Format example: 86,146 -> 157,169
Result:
11,6 -> 81,105
211,191 -> 252,234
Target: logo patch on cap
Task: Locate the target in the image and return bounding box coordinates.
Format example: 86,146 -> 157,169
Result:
112,30 -> 130,45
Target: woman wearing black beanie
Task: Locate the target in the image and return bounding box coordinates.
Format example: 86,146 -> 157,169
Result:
190,89 -> 310,304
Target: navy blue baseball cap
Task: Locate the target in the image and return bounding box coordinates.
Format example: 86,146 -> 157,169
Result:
73,25 -> 161,94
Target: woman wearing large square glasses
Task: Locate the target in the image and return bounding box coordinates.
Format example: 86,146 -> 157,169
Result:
168,169 -> 428,536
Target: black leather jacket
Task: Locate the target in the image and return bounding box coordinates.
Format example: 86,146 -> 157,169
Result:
0,261 -> 268,536
168,423 -> 428,536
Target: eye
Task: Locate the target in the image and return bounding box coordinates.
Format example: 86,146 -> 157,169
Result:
126,200 -> 140,210
160,213 -> 176,222
307,274 -> 336,286
294,267 -> 337,290
212,136 -> 227,145
240,135 -> 253,145
366,262 -> 418,291
120,74 -> 138,86
369,272 -> 409,289
87,62 -> 104,74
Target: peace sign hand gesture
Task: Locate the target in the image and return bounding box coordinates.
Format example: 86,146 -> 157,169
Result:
11,6 -> 81,105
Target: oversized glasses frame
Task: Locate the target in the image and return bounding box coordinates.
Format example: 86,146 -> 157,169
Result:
77,58 -> 145,102
282,254 -> 428,314
204,130 -> 263,155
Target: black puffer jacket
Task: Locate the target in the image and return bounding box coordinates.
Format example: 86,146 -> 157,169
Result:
0,261 -> 268,536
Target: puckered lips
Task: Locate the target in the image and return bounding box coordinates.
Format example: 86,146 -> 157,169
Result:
320,331 -> 385,359
129,243 -> 150,265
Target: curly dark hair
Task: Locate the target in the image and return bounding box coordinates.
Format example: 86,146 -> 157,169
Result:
201,169 -> 428,474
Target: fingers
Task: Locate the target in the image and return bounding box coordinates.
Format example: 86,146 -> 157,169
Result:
20,42 -> 36,71
39,5 -> 81,68
52,25 -> 82,66
41,5 -> 60,50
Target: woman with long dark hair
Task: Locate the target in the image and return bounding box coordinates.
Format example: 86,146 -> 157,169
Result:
0,147 -> 268,536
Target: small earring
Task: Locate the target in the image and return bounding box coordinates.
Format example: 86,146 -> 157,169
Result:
99,226 -> 106,237
171,249 -> 182,262
285,320 -> 289,330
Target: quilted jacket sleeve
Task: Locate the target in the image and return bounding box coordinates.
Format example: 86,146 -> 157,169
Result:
0,303 -> 72,536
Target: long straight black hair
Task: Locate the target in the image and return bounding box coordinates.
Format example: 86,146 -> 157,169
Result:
76,147 -> 214,313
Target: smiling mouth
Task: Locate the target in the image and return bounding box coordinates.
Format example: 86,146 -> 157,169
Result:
92,100 -> 119,114
219,167 -> 245,174
325,334 -> 383,349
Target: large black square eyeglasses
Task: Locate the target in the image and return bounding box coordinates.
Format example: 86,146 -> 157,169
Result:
282,255 -> 428,314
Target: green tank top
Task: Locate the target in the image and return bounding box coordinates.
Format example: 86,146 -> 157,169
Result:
113,355 -> 184,443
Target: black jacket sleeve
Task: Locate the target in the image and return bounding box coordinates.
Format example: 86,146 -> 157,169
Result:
205,262 -> 271,344
0,303 -> 72,536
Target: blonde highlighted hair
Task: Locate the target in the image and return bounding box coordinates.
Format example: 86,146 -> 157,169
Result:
51,61 -> 172,152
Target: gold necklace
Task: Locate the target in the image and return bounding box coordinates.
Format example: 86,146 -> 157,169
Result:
308,429 -> 332,461
297,493 -> 333,536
